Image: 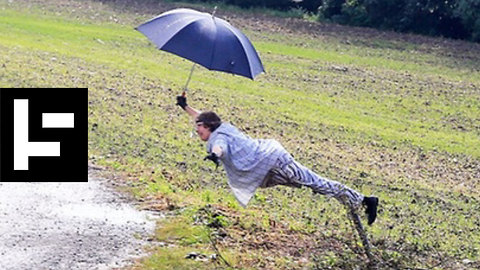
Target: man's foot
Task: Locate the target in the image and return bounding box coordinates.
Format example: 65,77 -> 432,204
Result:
363,196 -> 379,225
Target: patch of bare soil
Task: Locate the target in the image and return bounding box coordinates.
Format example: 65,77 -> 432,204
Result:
192,204 -> 372,269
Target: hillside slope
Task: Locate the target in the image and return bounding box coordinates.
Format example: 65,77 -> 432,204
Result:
1,0 -> 479,269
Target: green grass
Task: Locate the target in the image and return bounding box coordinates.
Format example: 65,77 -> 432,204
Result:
1,7 -> 478,156
1,0 -> 479,269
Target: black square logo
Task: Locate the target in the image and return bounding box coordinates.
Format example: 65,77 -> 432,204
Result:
0,88 -> 87,182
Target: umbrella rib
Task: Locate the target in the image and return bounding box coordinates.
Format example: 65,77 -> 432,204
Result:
136,11 -> 204,50
221,22 -> 264,79
208,17 -> 219,68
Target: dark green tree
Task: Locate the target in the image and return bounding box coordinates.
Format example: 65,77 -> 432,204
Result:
454,0 -> 480,41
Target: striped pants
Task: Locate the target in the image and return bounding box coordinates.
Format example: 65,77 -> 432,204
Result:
261,154 -> 364,207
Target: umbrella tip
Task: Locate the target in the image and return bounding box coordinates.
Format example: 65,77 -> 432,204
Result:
212,6 -> 217,18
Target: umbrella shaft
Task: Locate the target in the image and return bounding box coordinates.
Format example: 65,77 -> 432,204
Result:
184,64 -> 196,93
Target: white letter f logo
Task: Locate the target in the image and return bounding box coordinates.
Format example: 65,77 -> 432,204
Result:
13,99 -> 74,170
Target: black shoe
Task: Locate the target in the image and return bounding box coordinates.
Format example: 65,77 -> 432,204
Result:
363,196 -> 379,225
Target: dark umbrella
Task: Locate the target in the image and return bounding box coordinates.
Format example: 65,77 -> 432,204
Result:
136,8 -> 265,94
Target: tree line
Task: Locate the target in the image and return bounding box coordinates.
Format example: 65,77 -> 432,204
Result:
183,0 -> 480,42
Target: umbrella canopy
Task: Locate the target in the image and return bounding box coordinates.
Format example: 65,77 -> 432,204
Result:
136,8 -> 264,80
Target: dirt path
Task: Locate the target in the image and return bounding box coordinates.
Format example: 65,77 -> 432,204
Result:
0,168 -> 157,270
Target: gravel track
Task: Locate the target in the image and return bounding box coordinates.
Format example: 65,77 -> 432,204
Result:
0,168 -> 157,270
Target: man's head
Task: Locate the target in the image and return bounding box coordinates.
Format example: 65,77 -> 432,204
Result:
195,111 -> 222,141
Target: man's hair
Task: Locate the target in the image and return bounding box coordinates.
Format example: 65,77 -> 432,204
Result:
196,111 -> 222,132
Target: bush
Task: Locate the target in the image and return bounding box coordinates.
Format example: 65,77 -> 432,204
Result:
317,0 -> 479,42
454,0 -> 480,42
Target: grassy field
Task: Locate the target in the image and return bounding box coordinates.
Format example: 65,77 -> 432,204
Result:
1,0 -> 479,269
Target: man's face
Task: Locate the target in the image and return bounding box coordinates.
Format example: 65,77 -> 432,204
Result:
195,122 -> 211,141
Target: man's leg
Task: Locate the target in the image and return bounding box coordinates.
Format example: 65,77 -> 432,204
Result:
286,160 -> 364,207
264,155 -> 363,207
263,155 -> 378,224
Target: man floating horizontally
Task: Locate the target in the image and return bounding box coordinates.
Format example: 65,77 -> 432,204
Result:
176,96 -> 379,225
